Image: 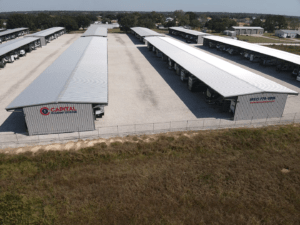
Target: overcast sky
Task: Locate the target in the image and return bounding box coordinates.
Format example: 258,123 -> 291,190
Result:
0,0 -> 299,16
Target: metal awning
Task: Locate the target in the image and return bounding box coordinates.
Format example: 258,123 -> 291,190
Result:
0,37 -> 40,57
131,27 -> 164,37
6,37 -> 108,110
203,36 -> 300,66
0,28 -> 28,37
169,27 -> 208,36
145,37 -> 298,98
26,27 -> 65,37
81,26 -> 107,37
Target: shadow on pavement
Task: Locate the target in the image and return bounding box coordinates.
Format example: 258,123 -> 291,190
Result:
0,111 -> 27,134
128,34 -> 232,120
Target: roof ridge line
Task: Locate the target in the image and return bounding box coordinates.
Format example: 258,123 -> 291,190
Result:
56,38 -> 92,102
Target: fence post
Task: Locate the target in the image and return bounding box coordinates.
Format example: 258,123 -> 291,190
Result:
265,116 -> 268,125
15,134 -> 19,144
186,120 -> 188,131
250,116 -> 253,126
293,113 -> 297,124
78,131 -> 80,140
98,128 -> 100,137
202,120 -> 205,129
134,124 -> 136,134
218,118 -> 221,128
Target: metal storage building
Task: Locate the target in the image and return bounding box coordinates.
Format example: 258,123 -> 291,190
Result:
6,36 -> 108,135
25,27 -> 66,46
81,25 -> 107,37
275,30 -> 300,38
145,36 -> 298,120
230,26 -> 264,35
0,37 -> 41,68
0,28 -> 29,44
203,36 -> 300,67
131,27 -> 164,42
169,27 -> 211,44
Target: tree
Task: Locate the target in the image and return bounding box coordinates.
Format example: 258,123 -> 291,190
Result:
185,12 -> 197,21
119,14 -> 137,32
75,15 -> 91,28
6,14 -> 36,31
251,17 -> 263,27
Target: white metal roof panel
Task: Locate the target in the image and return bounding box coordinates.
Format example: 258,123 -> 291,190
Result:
203,35 -> 300,66
0,28 -> 28,37
0,37 -> 40,56
280,30 -> 300,34
6,37 -> 108,110
81,26 -> 107,37
232,26 -> 263,29
26,27 -> 65,37
131,27 -> 164,37
169,27 -> 208,36
145,37 -> 297,98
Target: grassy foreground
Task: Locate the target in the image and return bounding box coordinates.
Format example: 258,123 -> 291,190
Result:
1,126 -> 300,224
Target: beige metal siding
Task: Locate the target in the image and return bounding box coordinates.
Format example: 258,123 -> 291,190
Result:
234,93 -> 288,120
24,103 -> 95,135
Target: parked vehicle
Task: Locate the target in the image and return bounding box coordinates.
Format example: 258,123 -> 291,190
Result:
276,64 -> 295,72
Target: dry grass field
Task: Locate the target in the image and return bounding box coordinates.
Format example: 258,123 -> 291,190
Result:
267,45 -> 300,55
0,125 -> 300,224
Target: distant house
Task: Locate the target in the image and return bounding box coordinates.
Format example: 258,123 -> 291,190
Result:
165,17 -> 174,22
230,26 -> 264,35
275,30 -> 300,38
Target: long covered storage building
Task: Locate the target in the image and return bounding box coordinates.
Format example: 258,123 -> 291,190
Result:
145,36 -> 298,121
25,27 -> 66,46
81,25 -> 107,37
0,37 -> 41,68
131,27 -> 164,42
202,36 -> 300,74
0,28 -> 29,44
6,36 -> 108,135
169,27 -> 211,44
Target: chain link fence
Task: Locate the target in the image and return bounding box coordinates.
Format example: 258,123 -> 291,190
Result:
1,113 -> 300,149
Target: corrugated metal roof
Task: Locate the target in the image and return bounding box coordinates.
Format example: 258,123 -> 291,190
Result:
93,23 -> 119,29
26,27 -> 65,37
131,27 -> 164,37
279,30 -> 300,34
232,26 -> 263,29
169,27 -> 208,36
6,37 -> 108,110
145,37 -> 298,98
81,25 -> 107,37
0,37 -> 40,57
203,35 -> 300,66
0,28 -> 28,37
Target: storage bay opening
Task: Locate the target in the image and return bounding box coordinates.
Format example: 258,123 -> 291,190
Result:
6,36 -> 108,135
145,36 -> 298,121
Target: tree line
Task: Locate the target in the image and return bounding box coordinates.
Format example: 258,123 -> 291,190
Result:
6,13 -> 97,31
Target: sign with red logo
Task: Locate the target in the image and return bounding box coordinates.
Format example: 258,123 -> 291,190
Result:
40,107 -> 50,116
40,106 -> 77,116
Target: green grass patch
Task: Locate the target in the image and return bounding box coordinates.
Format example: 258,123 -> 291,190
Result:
1,125 -> 300,224
237,35 -> 295,43
267,45 -> 300,55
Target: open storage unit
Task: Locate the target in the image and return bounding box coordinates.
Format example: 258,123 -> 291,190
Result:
0,37 -> 41,69
169,27 -> 211,44
0,28 -> 29,44
203,35 -> 300,80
